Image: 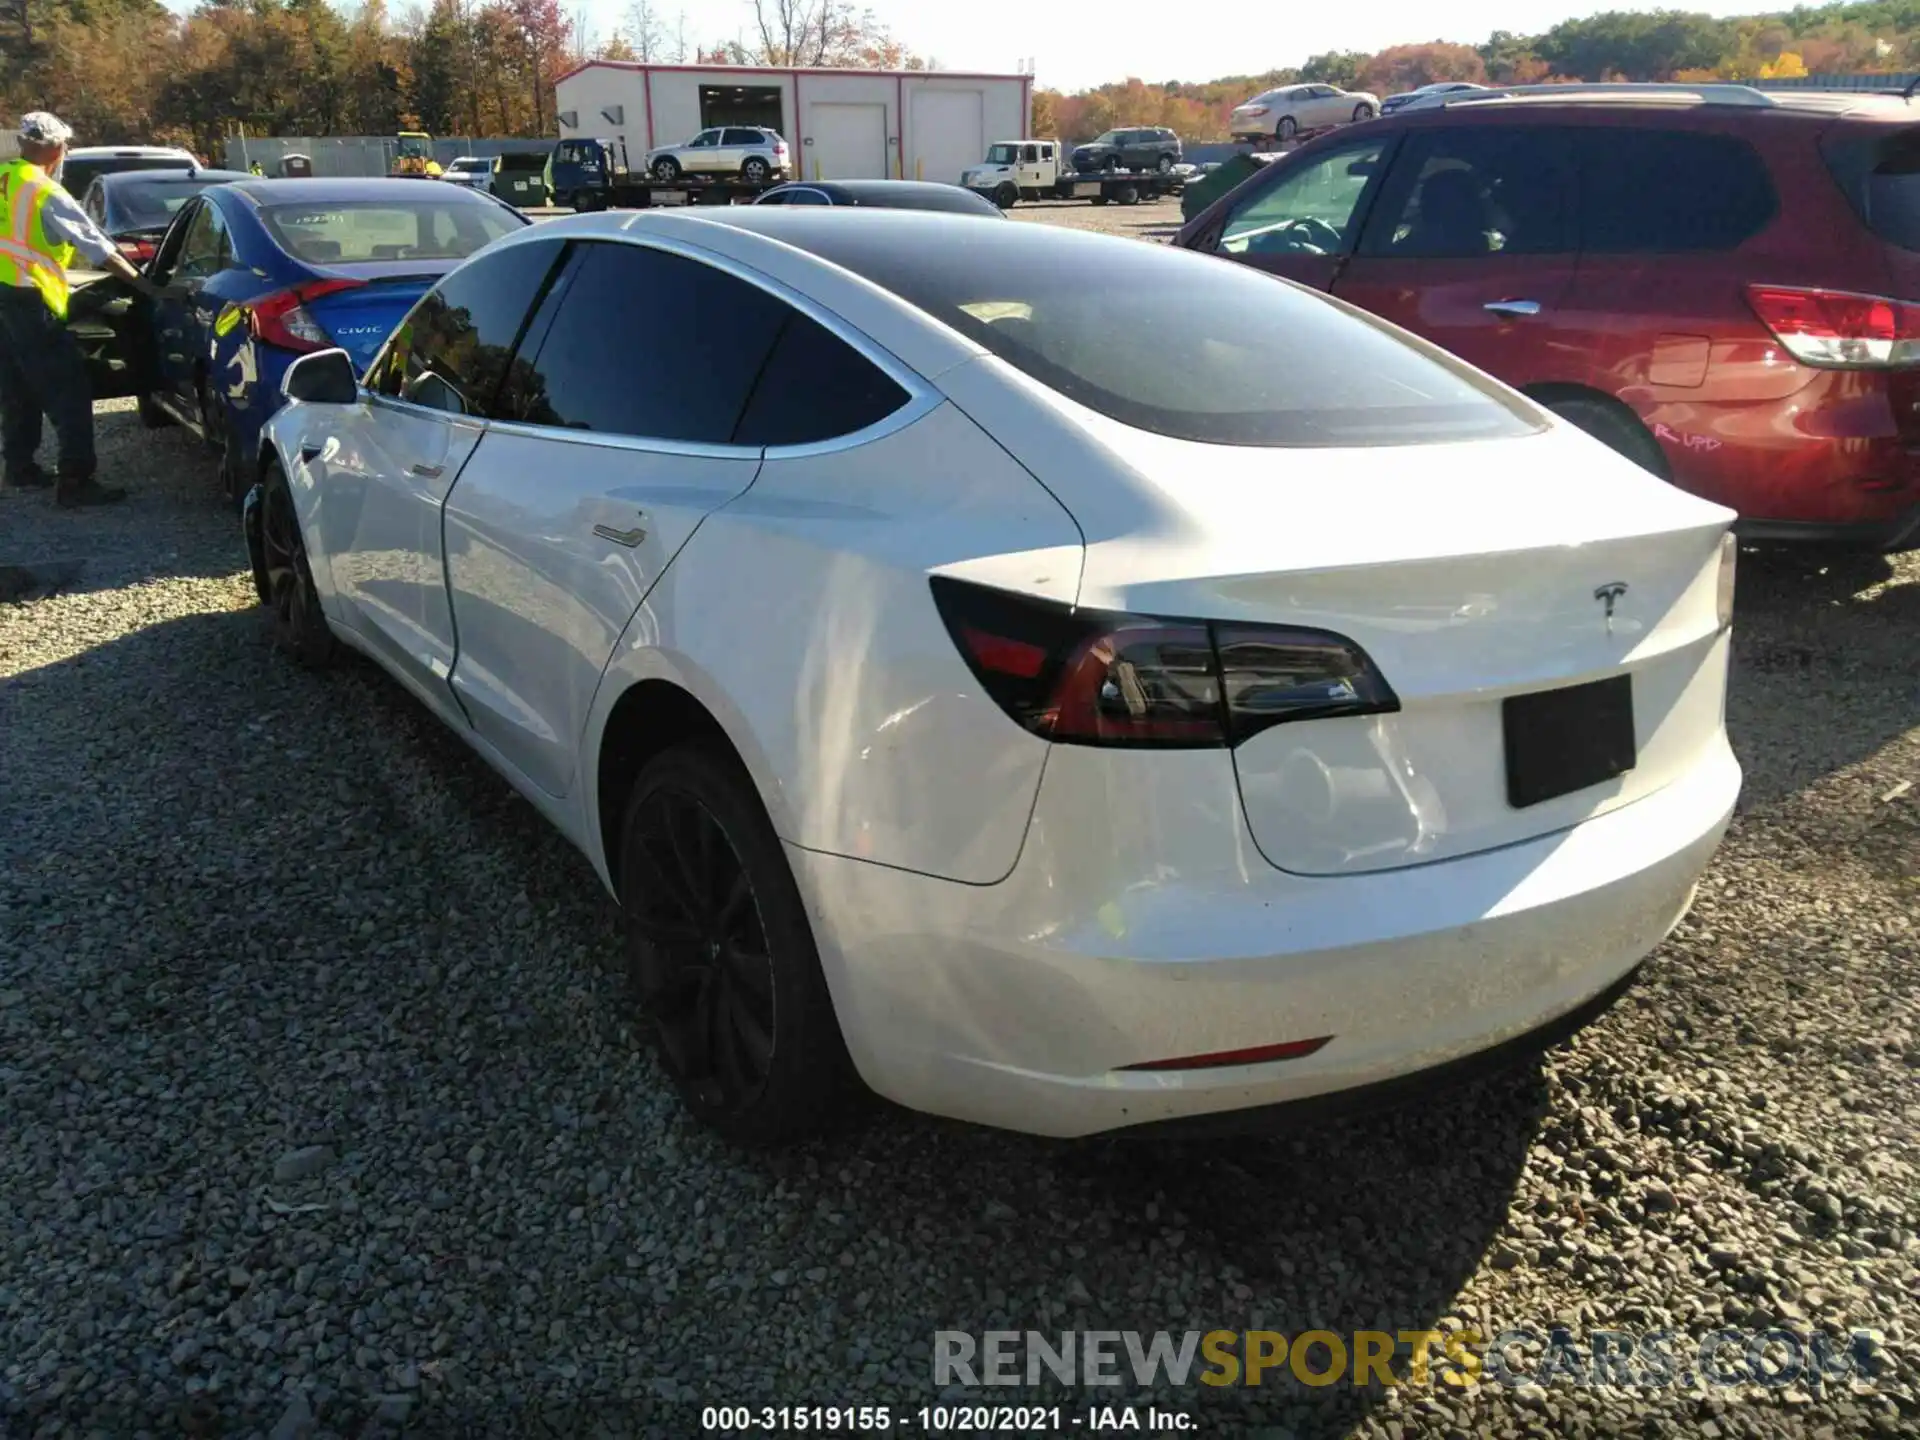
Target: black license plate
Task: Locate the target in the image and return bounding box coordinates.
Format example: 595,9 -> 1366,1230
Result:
1503,674 -> 1637,809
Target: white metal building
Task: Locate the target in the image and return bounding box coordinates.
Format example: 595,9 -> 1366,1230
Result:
553,62 -> 1032,187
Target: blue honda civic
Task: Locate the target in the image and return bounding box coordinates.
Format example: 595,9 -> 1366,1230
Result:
113,177 -> 528,503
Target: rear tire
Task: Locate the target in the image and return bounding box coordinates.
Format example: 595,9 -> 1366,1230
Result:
1278,116 -> 1298,140
741,156 -> 770,184
1544,395 -> 1669,479
618,742 -> 861,1146
1156,153 -> 1174,173
1352,103 -> 1375,121
257,459 -> 336,670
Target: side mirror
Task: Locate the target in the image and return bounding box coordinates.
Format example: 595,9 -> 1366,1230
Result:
282,347 -> 359,405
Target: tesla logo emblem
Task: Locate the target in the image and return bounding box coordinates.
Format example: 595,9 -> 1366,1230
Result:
1594,581 -> 1629,632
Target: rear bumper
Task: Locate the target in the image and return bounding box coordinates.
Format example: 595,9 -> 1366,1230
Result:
1735,503 -> 1920,553
793,736 -> 1740,1139
1117,960 -> 1643,1139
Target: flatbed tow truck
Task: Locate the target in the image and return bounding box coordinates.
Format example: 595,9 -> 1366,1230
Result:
961,139 -> 1183,209
545,137 -> 779,210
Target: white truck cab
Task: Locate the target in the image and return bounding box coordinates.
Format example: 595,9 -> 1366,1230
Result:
961,139 -> 1063,206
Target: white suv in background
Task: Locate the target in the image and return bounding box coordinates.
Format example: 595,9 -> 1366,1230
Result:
644,127 -> 789,184
57,144 -> 200,196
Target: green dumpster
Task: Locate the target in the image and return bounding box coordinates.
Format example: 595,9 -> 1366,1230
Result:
1180,152 -> 1281,223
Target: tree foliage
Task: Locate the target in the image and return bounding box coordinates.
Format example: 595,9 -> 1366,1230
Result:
0,0 -> 909,153
1033,1 -> 1919,143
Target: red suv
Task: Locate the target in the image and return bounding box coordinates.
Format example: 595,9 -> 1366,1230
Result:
1173,84 -> 1920,552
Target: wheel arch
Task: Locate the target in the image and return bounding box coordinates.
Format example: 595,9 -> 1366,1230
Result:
1519,381 -> 1672,482
587,666 -> 792,900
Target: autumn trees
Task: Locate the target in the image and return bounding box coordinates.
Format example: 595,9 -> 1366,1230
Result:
1033,2 -> 1920,145
4,0 -> 1916,157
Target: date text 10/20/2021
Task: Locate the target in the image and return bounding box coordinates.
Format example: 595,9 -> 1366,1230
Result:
702,1406 -> 1195,1432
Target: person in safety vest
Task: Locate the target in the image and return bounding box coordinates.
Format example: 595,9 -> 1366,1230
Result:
0,112 -> 156,507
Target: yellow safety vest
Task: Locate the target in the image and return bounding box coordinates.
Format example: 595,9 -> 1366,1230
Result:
0,159 -> 77,320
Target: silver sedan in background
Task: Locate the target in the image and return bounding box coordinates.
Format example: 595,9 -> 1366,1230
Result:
1230,83 -> 1381,142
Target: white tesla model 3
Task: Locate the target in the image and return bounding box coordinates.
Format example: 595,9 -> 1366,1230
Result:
246,208 -> 1741,1144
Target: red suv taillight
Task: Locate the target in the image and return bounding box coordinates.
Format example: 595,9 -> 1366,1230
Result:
929,575 -> 1399,749
1747,284 -> 1920,369
117,238 -> 155,262
248,278 -> 364,353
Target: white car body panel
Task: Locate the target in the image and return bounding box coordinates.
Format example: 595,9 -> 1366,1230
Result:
258,208 -> 1741,1138
612,401 -> 1085,886
311,395 -> 484,692
441,428 -> 764,799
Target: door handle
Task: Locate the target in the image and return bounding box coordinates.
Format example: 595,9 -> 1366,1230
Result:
410,463 -> 444,479
593,523 -> 647,547
300,443 -> 323,464
1484,298 -> 1542,318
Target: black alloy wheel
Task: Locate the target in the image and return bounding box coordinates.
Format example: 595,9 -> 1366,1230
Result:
619,743 -> 859,1144
626,783 -> 778,1110
258,461 -> 335,667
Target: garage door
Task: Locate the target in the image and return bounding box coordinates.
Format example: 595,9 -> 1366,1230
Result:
910,88 -> 984,188
807,102 -> 887,180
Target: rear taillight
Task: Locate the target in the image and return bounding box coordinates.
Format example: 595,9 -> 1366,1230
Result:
929,575 -> 1399,749
117,239 -> 155,261
248,279 -> 364,353
1747,284 -> 1920,369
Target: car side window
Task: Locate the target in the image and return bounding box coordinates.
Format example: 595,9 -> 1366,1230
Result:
1357,126 -> 1575,259
1218,136 -> 1393,257
1578,130 -> 1775,254
367,238 -> 565,414
505,241 -> 789,443
1022,144 -> 1038,163
174,202 -> 229,279
733,310 -> 910,447
788,188 -> 830,205
150,204 -> 195,279
724,129 -> 761,146
689,130 -> 719,149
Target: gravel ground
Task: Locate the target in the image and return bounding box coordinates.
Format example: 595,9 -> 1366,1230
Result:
1004,195 -> 1186,239
2,382 -> 1918,1440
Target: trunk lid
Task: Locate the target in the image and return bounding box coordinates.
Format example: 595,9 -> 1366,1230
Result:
300,266 -> 447,371
950,372 -> 1736,876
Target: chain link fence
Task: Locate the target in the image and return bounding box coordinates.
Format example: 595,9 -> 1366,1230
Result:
218,136 -> 553,177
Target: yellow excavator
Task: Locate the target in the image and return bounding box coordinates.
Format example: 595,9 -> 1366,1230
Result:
391,132 -> 444,178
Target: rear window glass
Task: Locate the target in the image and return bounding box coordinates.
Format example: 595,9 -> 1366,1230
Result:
1823,126 -> 1920,252
747,215 -> 1542,447
1578,130 -> 1775,254
111,179 -> 216,229
260,200 -> 521,264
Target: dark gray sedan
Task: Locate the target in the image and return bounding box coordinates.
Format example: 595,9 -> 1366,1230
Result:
79,166 -> 253,264
752,179 -> 1004,216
